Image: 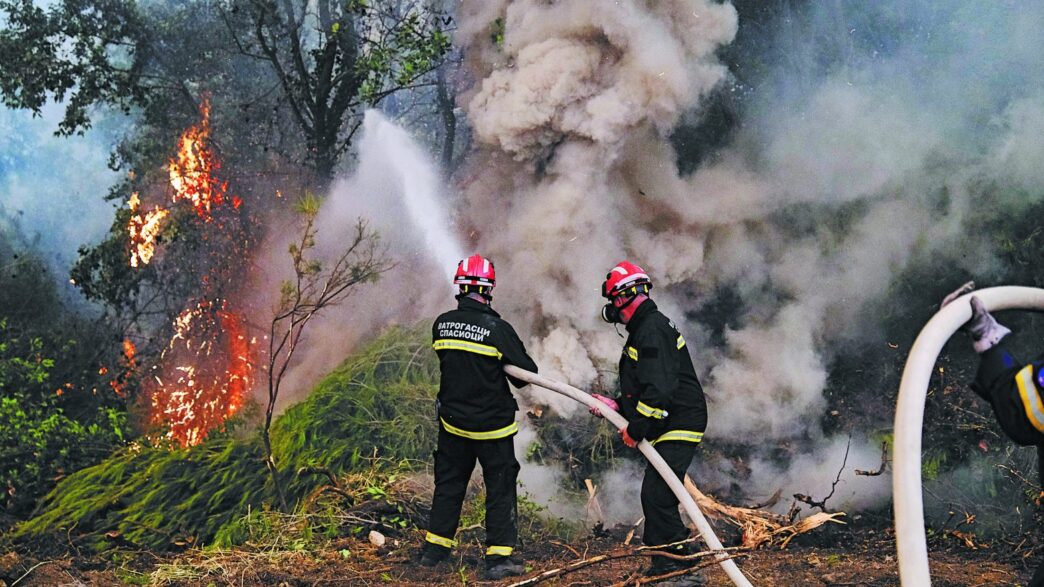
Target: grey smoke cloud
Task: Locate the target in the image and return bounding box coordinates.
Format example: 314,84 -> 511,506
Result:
454,0 -> 1044,449
0,103 -> 122,275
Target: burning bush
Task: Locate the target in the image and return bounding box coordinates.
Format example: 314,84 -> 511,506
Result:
12,325 -> 438,551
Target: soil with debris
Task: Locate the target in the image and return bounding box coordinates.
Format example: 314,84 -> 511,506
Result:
3,516 -> 1036,587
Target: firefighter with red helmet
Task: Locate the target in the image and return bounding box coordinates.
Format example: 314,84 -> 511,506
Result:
591,261 -> 708,586
420,254 -> 538,580
941,283 -> 1043,587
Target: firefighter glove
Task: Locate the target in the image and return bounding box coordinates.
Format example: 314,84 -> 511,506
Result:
967,296 -> 1010,354
620,426 -> 639,448
589,394 -> 619,418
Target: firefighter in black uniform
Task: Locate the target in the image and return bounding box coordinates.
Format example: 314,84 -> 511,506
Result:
941,282 -> 1043,587
590,261 -> 708,587
419,254 -> 538,580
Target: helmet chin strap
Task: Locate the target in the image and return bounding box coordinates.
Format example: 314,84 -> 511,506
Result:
456,285 -> 492,304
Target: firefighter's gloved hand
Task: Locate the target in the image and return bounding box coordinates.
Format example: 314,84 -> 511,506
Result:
967,296 -> 1011,354
589,394 -> 619,418
620,427 -> 639,448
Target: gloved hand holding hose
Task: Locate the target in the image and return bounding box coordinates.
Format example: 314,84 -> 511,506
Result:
588,394 -> 619,417
589,394 -> 639,448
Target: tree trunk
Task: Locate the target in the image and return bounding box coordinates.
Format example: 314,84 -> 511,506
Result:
436,63 -> 457,172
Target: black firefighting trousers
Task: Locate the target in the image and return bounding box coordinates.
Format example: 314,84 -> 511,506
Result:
641,441 -> 698,559
427,426 -> 520,557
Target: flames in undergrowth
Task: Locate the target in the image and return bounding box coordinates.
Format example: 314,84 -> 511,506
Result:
125,98 -> 256,447
148,301 -> 253,447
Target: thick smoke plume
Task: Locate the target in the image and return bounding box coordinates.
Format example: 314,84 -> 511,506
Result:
453,0 -> 1044,445
442,0 -> 1044,515
454,0 -> 739,416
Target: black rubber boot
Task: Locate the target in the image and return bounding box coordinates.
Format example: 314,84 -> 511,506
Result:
482,557 -> 525,580
645,552 -> 706,586
419,543 -> 450,567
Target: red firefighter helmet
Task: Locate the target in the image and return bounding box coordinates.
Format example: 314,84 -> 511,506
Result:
602,261 -> 652,299
454,254 -> 496,288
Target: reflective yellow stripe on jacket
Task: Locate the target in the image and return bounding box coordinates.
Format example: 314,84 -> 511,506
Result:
636,401 -> 668,420
651,430 -> 704,446
1014,365 -> 1044,433
425,531 -> 457,548
625,346 -> 638,361
677,334 -> 686,349
440,417 -> 518,440
433,339 -> 503,359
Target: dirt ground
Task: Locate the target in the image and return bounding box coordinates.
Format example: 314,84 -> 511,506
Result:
3,521 -> 1037,587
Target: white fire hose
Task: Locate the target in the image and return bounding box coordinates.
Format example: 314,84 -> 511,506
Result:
504,365 -> 754,587
893,286 -> 1044,585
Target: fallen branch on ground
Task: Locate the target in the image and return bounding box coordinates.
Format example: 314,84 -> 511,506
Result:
683,476 -> 846,549
855,442 -> 889,477
606,555 -> 748,587
506,539 -> 745,587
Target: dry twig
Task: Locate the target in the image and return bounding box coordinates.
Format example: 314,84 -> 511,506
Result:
794,437 -> 851,512
683,476 -> 845,549
855,442 -> 889,477
507,539 -> 741,587
10,560 -> 56,587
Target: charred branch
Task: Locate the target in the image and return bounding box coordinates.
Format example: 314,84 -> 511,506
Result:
794,437 -> 851,513
855,442 -> 889,477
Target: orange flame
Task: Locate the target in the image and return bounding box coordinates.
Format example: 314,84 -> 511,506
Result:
168,98 -> 241,217
148,301 -> 253,447
122,97 -> 254,447
127,193 -> 170,268
108,338 -> 138,398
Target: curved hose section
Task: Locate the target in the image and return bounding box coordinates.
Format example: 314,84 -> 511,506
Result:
893,286 -> 1044,586
504,365 -> 754,587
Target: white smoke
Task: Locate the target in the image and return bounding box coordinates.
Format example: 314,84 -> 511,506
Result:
453,0 -> 1044,447
743,436 -> 892,515
442,0 -> 1044,513
453,0 -> 738,416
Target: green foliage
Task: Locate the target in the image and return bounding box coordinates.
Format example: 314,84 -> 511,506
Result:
0,0 -> 148,133
270,324 -> 438,477
13,324 -> 438,550
490,18 -> 505,48
516,492 -> 583,544
0,239 -> 131,517
526,413 -> 618,487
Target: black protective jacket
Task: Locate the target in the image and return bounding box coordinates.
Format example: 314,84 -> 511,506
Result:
974,347 -> 1044,447
616,299 -> 708,443
431,297 -> 538,438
